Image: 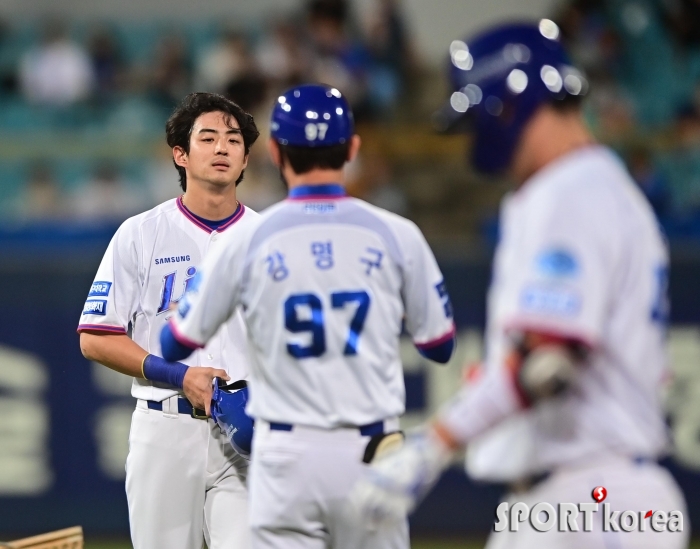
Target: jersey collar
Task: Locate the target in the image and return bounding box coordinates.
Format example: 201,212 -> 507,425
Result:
288,183 -> 346,200
176,196 -> 245,234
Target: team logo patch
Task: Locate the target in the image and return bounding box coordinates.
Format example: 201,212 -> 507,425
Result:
521,286 -> 580,315
536,249 -> 579,278
88,281 -> 112,297
83,300 -> 108,316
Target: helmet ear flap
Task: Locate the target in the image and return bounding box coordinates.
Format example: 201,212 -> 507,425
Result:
498,99 -> 518,127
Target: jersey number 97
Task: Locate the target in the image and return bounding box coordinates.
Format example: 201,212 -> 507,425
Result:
284,291 -> 371,358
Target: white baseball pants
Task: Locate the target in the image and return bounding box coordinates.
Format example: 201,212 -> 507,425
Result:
249,420 -> 409,549
126,397 -> 250,549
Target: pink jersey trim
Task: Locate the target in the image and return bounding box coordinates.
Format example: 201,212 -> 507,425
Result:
76,324 -> 127,335
168,318 -> 205,350
217,204 -> 246,231
176,196 -> 246,234
415,324 -> 456,350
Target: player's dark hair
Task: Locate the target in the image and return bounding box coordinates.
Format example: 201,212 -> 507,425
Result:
308,0 -> 347,24
277,143 -> 350,175
165,92 -> 259,191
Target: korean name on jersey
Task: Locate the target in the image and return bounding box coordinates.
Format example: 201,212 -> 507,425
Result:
171,195 -> 455,428
78,198 -> 258,401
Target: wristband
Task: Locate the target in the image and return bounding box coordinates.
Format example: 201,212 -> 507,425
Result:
142,354 -> 189,389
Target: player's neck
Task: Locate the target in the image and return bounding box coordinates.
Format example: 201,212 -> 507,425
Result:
511,107 -> 595,187
284,167 -> 346,191
181,179 -> 239,221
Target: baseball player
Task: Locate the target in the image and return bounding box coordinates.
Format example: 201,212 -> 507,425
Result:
352,21 -> 690,549
78,92 -> 260,549
159,83 -> 456,549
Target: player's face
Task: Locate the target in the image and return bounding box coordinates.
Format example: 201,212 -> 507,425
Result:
180,111 -> 249,188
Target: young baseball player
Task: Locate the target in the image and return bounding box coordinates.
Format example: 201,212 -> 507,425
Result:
353,22 -> 690,549
159,83 -> 456,549
78,93 -> 260,549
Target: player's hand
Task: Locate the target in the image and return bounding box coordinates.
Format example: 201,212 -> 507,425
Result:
183,367 -> 229,416
349,428 -> 453,529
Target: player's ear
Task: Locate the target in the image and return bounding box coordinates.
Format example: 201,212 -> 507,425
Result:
347,135 -> 362,163
267,138 -> 282,168
173,146 -> 188,169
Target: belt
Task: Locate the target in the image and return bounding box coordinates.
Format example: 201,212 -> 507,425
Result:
147,398 -> 207,420
269,420 -> 385,437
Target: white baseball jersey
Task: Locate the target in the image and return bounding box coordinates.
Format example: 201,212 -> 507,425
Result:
78,197 -> 258,401
467,146 -> 668,480
467,146 -> 670,480
171,186 -> 455,428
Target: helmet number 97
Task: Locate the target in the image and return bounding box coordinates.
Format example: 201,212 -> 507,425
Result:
305,123 -> 329,141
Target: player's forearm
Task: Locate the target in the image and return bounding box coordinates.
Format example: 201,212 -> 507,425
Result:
434,366 -> 524,448
80,331 -> 191,389
434,335 -> 583,448
79,332 -> 149,378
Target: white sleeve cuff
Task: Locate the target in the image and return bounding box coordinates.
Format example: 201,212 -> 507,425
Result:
437,368 -> 524,445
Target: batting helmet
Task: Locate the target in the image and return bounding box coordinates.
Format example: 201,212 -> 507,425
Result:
270,84 -> 354,147
433,20 -> 588,174
211,379 -> 254,458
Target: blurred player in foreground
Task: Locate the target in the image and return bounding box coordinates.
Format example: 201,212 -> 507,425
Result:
352,21 -> 689,549
160,83 -> 456,548
78,92 -> 259,549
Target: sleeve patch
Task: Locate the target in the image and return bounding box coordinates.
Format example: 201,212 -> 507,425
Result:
83,299 -> 108,316
521,286 -> 580,316
434,280 -> 453,319
88,281 -> 113,297
536,249 -> 579,278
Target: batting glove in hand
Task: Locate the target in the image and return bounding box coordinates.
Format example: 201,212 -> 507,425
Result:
350,427 -> 453,529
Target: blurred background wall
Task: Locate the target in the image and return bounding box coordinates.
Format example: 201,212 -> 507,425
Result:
0,0 -> 561,62
2,0 -> 700,542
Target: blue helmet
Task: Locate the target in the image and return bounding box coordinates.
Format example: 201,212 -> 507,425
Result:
271,84 -> 354,147
434,20 -> 588,174
211,380 -> 254,458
